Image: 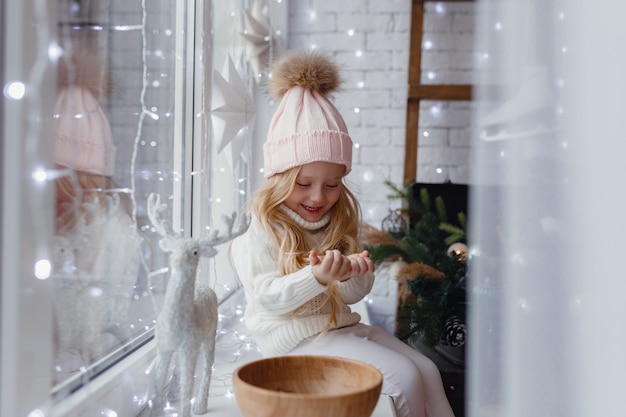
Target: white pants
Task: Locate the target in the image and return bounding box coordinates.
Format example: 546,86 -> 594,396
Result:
288,323 -> 455,417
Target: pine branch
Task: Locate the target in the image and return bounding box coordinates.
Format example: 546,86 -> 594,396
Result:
406,300 -> 447,346
457,211 -> 467,229
399,236 -> 431,264
366,243 -> 408,264
383,179 -> 410,201
440,222 -> 465,246
434,195 -> 448,222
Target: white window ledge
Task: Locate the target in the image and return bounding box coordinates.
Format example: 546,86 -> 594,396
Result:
51,289 -> 396,417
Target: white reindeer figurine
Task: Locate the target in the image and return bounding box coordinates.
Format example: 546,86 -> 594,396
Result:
147,192 -> 248,417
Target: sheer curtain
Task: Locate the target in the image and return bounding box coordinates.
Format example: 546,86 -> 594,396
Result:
470,1 -> 626,416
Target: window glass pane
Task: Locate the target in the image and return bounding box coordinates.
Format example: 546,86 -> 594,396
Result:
52,0 -> 186,393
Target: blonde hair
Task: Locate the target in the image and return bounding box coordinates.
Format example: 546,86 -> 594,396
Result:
251,166 -> 363,332
252,166 -> 362,274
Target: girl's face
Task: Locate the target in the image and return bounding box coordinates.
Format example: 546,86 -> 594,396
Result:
284,161 -> 345,223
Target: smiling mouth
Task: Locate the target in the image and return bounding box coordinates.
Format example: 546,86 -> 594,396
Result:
302,205 -> 322,212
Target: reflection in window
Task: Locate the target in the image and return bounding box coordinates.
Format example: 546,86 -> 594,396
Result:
3,0 -> 257,413
51,0 -> 182,391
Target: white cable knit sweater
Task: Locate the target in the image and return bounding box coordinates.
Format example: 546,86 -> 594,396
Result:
230,208 -> 375,357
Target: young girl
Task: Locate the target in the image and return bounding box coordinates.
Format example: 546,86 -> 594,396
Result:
230,51 -> 455,417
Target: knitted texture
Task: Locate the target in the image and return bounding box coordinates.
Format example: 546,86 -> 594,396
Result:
263,51 -> 352,178
230,214 -> 374,357
54,85 -> 116,176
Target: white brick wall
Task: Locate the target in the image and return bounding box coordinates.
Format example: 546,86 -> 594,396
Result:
103,0 -> 477,226
287,0 -> 477,226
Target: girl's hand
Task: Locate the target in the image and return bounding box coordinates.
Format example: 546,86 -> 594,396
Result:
309,250 -> 374,284
309,250 -> 352,284
346,250 -> 375,280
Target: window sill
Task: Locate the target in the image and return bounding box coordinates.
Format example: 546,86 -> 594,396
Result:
50,340 -> 155,417
50,290 -> 396,417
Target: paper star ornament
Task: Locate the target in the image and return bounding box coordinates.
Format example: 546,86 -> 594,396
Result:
211,55 -> 255,170
242,1 -> 275,82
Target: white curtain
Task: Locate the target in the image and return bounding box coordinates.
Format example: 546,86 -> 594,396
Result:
469,1 -> 626,416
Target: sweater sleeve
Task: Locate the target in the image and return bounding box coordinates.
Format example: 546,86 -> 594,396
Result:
230,217 -> 329,315
335,271 -> 375,304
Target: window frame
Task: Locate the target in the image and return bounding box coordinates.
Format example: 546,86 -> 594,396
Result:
1,0 -> 57,415
1,0 -> 210,415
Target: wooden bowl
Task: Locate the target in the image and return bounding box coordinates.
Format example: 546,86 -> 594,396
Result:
232,355 -> 383,417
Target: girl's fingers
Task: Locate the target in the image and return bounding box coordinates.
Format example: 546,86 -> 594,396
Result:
309,250 -> 321,265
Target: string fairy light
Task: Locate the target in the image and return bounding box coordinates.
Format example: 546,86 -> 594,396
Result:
129,0 -> 150,228
3,81 -> 26,99
25,0 -> 56,280
34,259 -> 52,280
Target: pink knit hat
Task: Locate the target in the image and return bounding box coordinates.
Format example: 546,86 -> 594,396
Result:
54,85 -> 116,176
263,51 -> 352,178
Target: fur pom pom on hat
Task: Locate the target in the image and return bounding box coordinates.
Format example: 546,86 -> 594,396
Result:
263,51 -> 352,178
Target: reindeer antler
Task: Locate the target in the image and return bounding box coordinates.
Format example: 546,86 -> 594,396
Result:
147,193 -> 177,239
69,193 -> 121,244
200,212 -> 250,247
148,192 -> 249,252
104,193 -> 120,218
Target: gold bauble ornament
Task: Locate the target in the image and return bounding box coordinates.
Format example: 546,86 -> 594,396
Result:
447,242 -> 468,262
